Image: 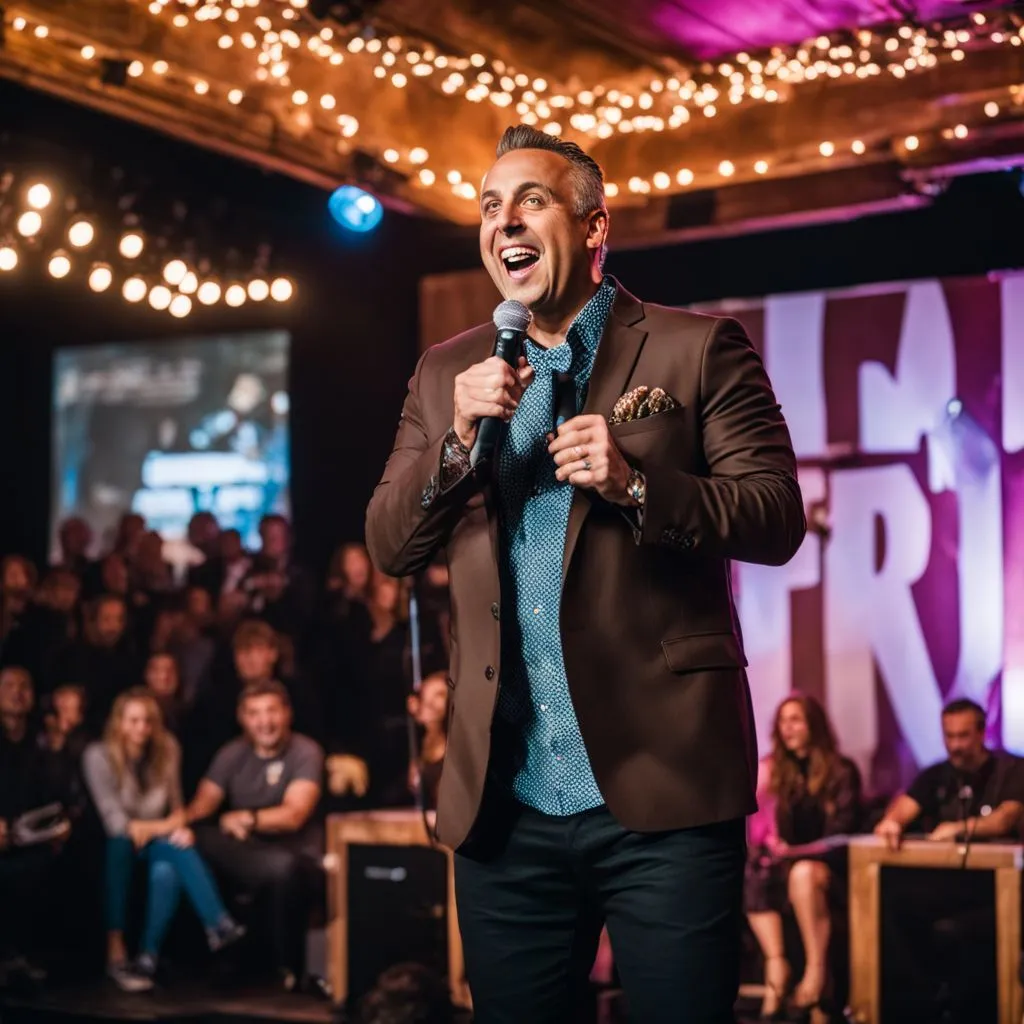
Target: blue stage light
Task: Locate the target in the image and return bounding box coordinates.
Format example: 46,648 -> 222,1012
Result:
328,185 -> 383,233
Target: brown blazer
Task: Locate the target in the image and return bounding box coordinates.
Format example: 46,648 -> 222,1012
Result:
366,281 -> 805,849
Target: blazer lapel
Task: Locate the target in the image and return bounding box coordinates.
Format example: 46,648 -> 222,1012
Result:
562,283 -> 648,584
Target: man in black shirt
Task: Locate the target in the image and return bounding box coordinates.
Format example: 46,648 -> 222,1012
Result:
875,698 -> 1024,845
873,699 -> 1024,1022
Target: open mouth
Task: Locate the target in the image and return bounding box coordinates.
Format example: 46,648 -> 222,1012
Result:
500,245 -> 541,277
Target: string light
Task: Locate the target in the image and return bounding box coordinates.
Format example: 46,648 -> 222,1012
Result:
120,0 -> 1024,145
0,247 -> 18,272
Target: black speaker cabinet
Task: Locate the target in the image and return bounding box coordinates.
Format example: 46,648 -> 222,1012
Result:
326,810 -> 470,1008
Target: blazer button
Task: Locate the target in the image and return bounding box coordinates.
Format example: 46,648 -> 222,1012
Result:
490,603 -> 500,620
484,665 -> 495,680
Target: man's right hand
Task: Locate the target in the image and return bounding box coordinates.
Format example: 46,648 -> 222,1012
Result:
874,818 -> 903,851
452,356 -> 534,448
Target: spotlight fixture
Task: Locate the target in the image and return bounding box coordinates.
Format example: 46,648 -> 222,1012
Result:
48,251 -> 71,278
328,184 -> 383,232
197,280 -> 222,305
123,276 -> 147,302
26,183 -> 52,210
88,263 -> 113,292
67,219 -> 95,248
270,277 -> 294,301
119,232 -> 144,259
16,211 -> 42,237
247,278 -> 269,301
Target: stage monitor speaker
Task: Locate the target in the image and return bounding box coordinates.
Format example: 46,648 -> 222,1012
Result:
345,842 -> 449,1002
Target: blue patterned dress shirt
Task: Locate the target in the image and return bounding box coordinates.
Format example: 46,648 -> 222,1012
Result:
495,277 -> 617,816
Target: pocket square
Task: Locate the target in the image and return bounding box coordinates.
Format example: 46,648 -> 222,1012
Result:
609,386 -> 679,425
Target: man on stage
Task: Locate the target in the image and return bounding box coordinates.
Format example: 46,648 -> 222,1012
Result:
366,125 -> 805,1023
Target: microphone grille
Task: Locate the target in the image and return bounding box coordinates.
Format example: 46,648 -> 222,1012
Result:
493,299 -> 532,333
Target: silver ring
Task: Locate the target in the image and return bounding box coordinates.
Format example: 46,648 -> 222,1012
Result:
583,459 -> 592,470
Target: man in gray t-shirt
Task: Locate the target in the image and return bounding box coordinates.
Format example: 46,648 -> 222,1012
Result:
186,680 -> 324,989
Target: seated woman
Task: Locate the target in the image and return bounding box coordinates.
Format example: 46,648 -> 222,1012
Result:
406,671 -> 450,810
83,688 -> 243,992
746,693 -> 861,1020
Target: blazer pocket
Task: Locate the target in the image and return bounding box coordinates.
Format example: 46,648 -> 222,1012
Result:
661,631 -> 748,674
610,404 -> 686,439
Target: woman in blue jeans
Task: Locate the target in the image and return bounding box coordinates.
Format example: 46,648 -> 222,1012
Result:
83,687 -> 243,991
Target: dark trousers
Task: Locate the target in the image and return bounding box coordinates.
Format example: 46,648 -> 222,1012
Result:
194,825 -> 323,974
454,800 -> 746,1024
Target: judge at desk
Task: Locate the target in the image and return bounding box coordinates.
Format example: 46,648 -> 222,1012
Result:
874,698 -> 1024,847
872,698 -> 1024,1023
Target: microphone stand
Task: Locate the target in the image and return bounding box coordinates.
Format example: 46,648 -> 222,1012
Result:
405,577 -> 434,843
957,783 -> 976,869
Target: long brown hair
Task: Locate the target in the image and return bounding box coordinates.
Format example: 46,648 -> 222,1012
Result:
102,687 -> 175,790
769,693 -> 842,814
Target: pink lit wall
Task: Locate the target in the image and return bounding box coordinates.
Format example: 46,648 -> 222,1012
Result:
699,272 -> 1024,792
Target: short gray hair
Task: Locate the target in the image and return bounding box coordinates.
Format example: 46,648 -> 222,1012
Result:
496,125 -> 606,219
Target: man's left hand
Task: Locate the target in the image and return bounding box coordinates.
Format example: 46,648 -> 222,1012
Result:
548,415 -> 632,505
220,810 -> 254,842
928,820 -> 964,843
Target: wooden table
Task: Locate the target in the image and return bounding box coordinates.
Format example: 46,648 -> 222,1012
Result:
847,835 -> 1023,1024
324,809 -> 470,1009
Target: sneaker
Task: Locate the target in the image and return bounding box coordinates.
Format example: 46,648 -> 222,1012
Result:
206,917 -> 246,953
108,960 -> 154,993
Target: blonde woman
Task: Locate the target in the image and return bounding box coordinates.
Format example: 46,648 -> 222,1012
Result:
83,688 -> 242,992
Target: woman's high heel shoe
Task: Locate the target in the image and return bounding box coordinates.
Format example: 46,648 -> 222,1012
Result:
759,955 -> 791,1021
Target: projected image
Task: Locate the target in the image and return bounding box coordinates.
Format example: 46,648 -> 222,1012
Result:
52,331 -> 290,557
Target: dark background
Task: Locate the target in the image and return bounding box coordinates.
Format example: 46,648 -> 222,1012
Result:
3,77 -> 1024,574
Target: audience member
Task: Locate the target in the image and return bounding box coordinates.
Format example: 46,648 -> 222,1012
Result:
82,689 -> 242,992
1,554 -> 37,644
144,652 -> 185,736
0,666 -> 65,987
356,962 -> 454,1024
186,681 -> 324,990
57,594 -> 138,734
746,693 -> 861,1019
53,517 -> 93,577
407,672 -> 449,811
41,683 -> 90,818
241,516 -> 315,642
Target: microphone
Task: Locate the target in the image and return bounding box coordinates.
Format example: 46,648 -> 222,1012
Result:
470,299 -> 533,468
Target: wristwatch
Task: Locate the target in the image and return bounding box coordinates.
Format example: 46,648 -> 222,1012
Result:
626,468 -> 646,508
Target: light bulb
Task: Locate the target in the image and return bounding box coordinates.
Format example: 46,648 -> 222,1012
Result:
247,279 -> 270,301
754,160 -> 769,174
163,259 -> 187,286
169,294 -> 192,318
819,141 -> 835,156
653,172 -> 671,189
851,139 -> 866,154
149,285 -> 173,310
88,263 -> 113,292
409,147 -> 428,164
179,271 -> 198,294
120,232 -> 144,259
123,276 -> 147,302
48,251 -> 71,279
0,247 -> 18,271
418,169 -> 436,186
26,183 -> 52,210
718,160 -> 735,177
270,277 -> 294,301
904,135 -> 919,151
225,284 -> 247,307
228,89 -> 244,104
68,220 -> 95,248
197,281 -> 222,305
17,211 -> 42,237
